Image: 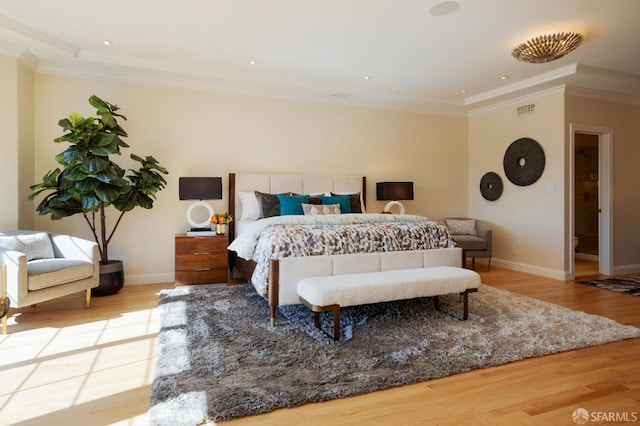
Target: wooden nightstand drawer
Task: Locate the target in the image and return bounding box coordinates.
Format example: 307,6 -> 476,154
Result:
175,236 -> 227,255
175,268 -> 227,286
175,234 -> 229,285
175,254 -> 225,270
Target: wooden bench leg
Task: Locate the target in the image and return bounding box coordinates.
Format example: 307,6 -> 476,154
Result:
270,306 -> 276,327
331,305 -> 340,341
300,296 -> 341,341
460,288 -> 478,320
433,295 -> 439,312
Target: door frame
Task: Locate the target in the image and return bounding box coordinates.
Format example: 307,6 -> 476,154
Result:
569,124 -> 613,278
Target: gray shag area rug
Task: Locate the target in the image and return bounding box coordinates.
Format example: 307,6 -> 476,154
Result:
149,284 -> 640,425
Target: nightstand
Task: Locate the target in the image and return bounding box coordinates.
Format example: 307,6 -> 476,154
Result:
175,234 -> 228,286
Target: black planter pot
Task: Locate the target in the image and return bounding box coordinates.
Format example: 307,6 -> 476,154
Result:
93,260 -> 125,297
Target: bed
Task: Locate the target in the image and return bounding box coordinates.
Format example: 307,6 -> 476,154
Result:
227,172 -> 458,322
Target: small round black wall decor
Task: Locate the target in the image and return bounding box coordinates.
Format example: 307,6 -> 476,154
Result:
479,172 -> 503,201
503,137 -> 545,186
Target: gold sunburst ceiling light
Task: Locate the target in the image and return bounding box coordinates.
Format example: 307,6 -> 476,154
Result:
512,32 -> 583,64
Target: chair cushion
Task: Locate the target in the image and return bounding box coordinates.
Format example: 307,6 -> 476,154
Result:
27,259 -> 94,291
0,232 -> 54,261
451,235 -> 487,251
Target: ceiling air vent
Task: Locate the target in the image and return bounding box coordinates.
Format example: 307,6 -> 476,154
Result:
517,103 -> 535,116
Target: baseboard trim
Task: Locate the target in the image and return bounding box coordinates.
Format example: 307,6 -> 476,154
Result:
491,258 -> 566,281
613,264 -> 640,275
124,272 -> 174,286
575,253 -> 599,262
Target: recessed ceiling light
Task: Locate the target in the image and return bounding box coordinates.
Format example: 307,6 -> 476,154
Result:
500,75 -> 509,80
460,89 -> 467,94
429,1 -> 460,16
249,60 -> 256,65
364,76 -> 372,80
103,40 -> 111,46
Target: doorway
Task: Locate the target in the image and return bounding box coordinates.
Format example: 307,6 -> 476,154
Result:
570,125 -> 613,279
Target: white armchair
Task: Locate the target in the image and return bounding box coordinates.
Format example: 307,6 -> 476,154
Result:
0,231 -> 99,333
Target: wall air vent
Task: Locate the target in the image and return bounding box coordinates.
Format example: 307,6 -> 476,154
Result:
517,103 -> 535,116
330,92 -> 350,98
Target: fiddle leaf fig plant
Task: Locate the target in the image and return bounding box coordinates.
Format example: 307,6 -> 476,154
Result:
29,95 -> 168,264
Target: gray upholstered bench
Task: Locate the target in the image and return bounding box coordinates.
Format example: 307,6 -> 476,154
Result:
297,265 -> 481,340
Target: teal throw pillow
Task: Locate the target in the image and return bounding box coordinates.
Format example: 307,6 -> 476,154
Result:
277,194 -> 310,215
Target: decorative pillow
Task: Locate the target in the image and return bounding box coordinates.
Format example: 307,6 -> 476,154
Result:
320,195 -> 351,214
331,192 -> 363,213
445,219 -> 478,236
0,232 -> 55,261
277,194 -> 310,216
255,191 -> 290,218
292,193 -> 323,205
302,203 -> 341,215
308,195 -> 323,205
238,191 -> 261,220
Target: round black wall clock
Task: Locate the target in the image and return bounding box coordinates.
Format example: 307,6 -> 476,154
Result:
503,137 -> 545,186
479,172 -> 503,201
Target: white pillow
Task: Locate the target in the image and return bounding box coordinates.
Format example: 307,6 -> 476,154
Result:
0,232 -> 55,260
238,191 -> 261,220
302,203 -> 341,215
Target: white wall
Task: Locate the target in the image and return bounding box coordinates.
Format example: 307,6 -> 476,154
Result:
468,89 -> 566,278
17,60 -> 34,230
0,56 -> 19,230
32,74 -> 468,284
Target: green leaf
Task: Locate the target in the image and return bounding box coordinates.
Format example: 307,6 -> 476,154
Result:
76,178 -> 100,192
68,112 -> 84,126
88,95 -> 109,111
95,181 -> 131,203
82,155 -> 110,173
81,195 -> 101,211
93,132 -> 116,147
60,147 -> 85,166
65,167 -> 90,181
94,167 -> 120,183
58,118 -> 72,132
113,190 -> 138,212
48,198 -> 83,218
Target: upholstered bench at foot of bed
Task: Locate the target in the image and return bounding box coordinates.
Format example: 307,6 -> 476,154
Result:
297,266 -> 481,341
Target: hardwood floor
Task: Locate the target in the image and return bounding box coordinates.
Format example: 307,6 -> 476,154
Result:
1,263 -> 638,425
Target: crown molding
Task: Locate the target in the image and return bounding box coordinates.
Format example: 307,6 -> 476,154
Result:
465,64 -> 578,106
467,85 -> 567,117
0,14 -> 79,57
0,40 -> 23,57
0,41 -> 39,71
18,48 -> 38,71
565,86 -> 640,106
37,60 -> 469,117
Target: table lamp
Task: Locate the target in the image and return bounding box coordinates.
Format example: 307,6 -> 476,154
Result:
179,177 -> 222,231
376,181 -> 414,214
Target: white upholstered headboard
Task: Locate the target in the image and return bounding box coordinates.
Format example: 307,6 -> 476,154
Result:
228,173 -> 366,240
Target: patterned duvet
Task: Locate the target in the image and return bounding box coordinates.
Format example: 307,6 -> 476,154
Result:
228,214 -> 455,298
